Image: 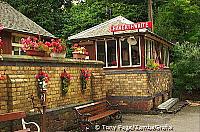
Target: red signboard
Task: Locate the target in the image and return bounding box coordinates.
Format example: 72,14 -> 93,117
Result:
110,21 -> 152,32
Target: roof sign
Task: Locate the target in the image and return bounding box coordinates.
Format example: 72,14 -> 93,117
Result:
110,21 -> 152,32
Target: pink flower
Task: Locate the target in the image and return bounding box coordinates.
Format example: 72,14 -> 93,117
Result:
0,25 -> 4,31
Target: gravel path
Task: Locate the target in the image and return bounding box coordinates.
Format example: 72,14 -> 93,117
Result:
97,106 -> 200,132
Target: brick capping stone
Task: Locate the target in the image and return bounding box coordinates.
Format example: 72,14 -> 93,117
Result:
0,54 -> 104,66
105,69 -> 171,75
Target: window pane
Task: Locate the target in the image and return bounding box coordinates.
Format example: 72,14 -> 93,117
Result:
145,40 -> 151,64
131,43 -> 140,65
121,39 -> 130,66
152,41 -> 156,60
107,40 -> 117,67
21,50 -> 26,55
164,48 -> 169,67
161,46 -> 165,64
97,41 -> 106,67
13,47 -> 19,55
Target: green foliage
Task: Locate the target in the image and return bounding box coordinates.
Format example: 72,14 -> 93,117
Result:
146,59 -> 160,70
62,0 -> 148,37
171,42 -> 200,92
154,0 -> 200,43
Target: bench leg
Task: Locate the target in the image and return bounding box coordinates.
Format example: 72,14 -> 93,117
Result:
79,121 -> 93,132
113,112 -> 122,123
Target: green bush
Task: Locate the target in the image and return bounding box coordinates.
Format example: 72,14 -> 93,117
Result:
171,42 -> 200,95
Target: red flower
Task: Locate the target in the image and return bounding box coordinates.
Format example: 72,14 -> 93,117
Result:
159,64 -> 165,69
33,37 -> 38,41
35,71 -> 49,82
45,41 -> 52,47
0,75 -> 6,80
61,71 -> 71,80
73,43 -> 79,47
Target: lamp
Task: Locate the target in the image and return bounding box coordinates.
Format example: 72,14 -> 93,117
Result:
127,36 -> 137,45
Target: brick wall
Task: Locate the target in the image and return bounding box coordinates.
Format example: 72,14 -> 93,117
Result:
0,55 -> 105,131
0,79 -> 7,114
0,55 -> 173,131
105,70 -> 173,112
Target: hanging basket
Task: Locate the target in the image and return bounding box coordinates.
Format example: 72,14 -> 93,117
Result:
26,50 -> 46,57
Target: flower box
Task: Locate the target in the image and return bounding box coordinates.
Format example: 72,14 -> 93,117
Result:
50,52 -> 66,58
26,50 -> 46,57
72,52 -> 86,59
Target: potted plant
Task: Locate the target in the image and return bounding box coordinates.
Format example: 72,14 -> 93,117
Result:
72,44 -> 88,59
21,36 -> 50,57
48,39 -> 66,58
146,59 -> 165,70
60,69 -> 71,94
80,69 -> 91,91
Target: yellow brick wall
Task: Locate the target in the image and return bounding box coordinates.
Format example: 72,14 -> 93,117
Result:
0,79 -> 7,114
0,55 -> 105,114
105,70 -> 172,97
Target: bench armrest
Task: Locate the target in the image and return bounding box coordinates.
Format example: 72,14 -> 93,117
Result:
79,113 -> 91,122
22,118 -> 40,132
83,113 -> 91,116
110,104 -> 119,110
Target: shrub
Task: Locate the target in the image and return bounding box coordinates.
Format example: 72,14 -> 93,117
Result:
171,42 -> 200,94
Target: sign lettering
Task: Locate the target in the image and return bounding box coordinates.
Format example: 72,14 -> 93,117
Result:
110,21 -> 152,32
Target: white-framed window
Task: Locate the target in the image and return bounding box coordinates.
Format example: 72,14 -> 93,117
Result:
119,37 -> 141,67
145,38 -> 170,67
11,35 -> 25,55
96,39 -> 118,68
163,46 -> 170,67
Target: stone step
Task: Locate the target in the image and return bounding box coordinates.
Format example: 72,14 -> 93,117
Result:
167,101 -> 189,114
157,98 -> 179,111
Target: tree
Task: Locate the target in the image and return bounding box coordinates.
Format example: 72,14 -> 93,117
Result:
154,0 -> 200,43
62,0 -> 148,38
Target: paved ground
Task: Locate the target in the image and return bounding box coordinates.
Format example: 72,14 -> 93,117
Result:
97,106 -> 200,132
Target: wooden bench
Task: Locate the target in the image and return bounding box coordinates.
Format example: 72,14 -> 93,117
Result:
0,111 -> 40,132
74,100 -> 122,131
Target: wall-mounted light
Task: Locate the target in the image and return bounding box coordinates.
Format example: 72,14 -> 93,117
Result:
127,36 -> 137,45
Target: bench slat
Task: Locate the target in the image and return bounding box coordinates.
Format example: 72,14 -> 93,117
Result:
0,111 -> 26,122
77,101 -> 109,115
88,110 -> 120,122
75,100 -> 107,109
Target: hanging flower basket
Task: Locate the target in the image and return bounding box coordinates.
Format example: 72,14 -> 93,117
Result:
80,69 -> 91,91
35,70 -> 49,98
26,50 -> 46,57
60,70 -> 71,95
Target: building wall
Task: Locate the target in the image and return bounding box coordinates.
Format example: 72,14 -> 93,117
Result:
0,55 -> 173,131
105,69 -> 173,112
0,79 -> 7,114
0,55 -> 105,131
